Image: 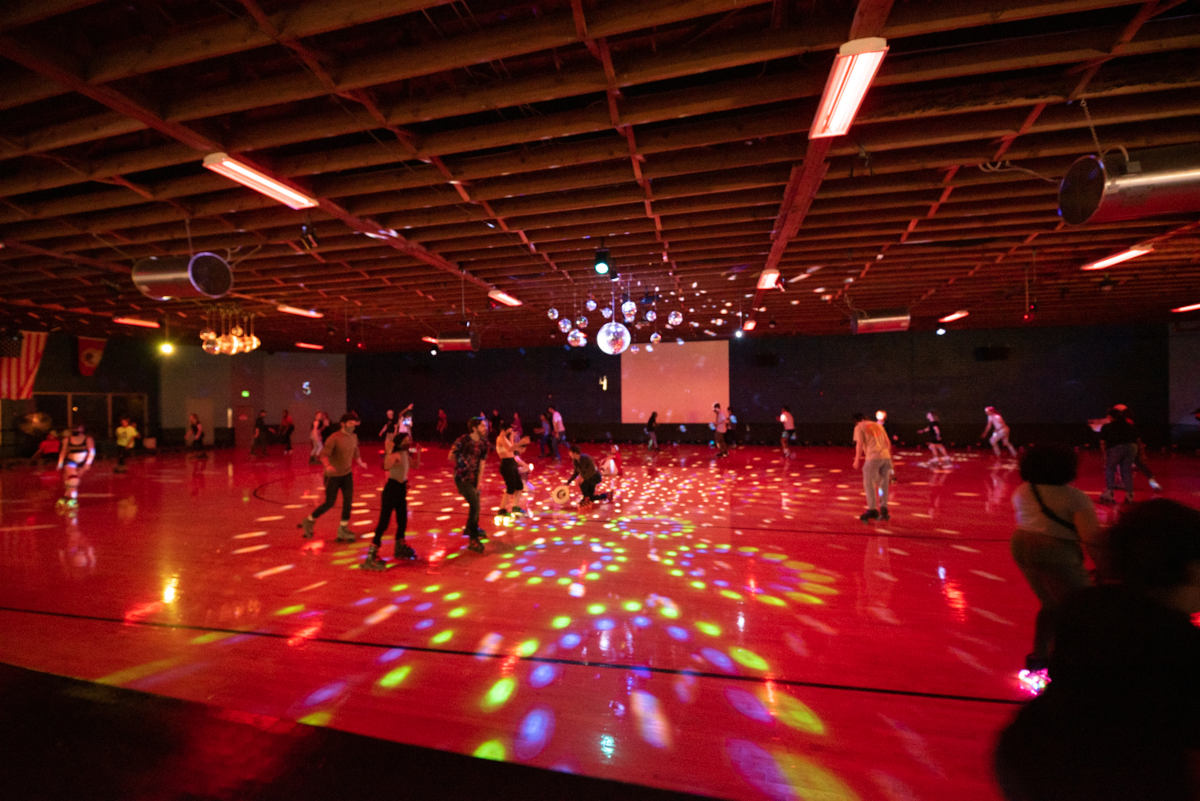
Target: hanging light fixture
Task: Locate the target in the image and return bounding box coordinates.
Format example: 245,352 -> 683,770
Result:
199,304 -> 260,355
593,242 -> 610,276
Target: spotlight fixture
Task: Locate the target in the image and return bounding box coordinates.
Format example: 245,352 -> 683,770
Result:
277,304 -> 324,318
741,319 -> 757,332
594,248 -> 610,276
487,288 -> 522,307
1080,246 -> 1152,271
299,223 -> 319,251
202,152 -> 317,210
810,37 -> 888,139
756,268 -> 781,290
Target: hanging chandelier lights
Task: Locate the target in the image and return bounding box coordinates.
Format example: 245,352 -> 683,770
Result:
198,304 -> 260,355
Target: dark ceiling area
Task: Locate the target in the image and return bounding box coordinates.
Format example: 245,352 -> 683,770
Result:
1,0 -> 1199,352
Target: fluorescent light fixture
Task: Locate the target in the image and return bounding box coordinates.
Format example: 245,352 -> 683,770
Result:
113,316 -> 160,328
294,341 -> 324,350
810,37 -> 888,139
742,319 -> 757,331
939,310 -> 970,323
277,304 -> 324,318
1171,301 -> 1200,313
756,267 -> 780,290
203,152 -> 317,210
421,336 -> 439,345
487,289 -> 522,307
1080,246 -> 1152,271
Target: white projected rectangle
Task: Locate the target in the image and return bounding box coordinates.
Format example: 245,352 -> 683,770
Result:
621,340 -> 729,423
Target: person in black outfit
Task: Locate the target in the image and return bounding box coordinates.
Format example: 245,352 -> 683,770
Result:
995,498 -> 1200,801
568,444 -> 609,507
1098,406 -> 1137,504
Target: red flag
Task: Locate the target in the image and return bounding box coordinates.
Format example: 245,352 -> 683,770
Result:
0,330 -> 48,400
78,336 -> 107,377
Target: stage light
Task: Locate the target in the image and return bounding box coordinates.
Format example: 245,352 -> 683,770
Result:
939,310 -> 969,323
756,268 -> 780,290
299,223 -> 319,250
1171,301 -> 1200,313
158,341 -> 175,355
936,327 -> 947,336
810,38 -> 888,139
113,317 -> 160,328
202,152 -> 317,210
277,305 -> 324,318
594,248 -> 610,275
487,288 -> 522,307
741,319 -> 757,331
1080,246 -> 1151,271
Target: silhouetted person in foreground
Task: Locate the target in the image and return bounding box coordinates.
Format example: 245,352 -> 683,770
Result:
995,498 -> 1200,801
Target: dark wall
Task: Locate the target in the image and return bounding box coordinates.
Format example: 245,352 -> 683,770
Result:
348,324 -> 1170,446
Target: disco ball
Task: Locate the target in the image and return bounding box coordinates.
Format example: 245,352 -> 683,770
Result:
230,324 -> 244,337
585,299 -> 597,311
557,317 -> 572,334
198,327 -> 217,340
567,329 -> 588,348
668,311 -> 683,327
650,332 -> 662,344
644,309 -> 657,322
645,344 -> 654,352
547,308 -> 559,320
574,315 -> 588,329
596,321 -> 631,355
601,306 -> 613,319
201,339 -> 220,354
621,300 -> 637,318
676,337 -> 685,345
630,344 -> 640,353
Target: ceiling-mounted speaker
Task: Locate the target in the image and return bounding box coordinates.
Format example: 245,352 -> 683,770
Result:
434,331 -> 480,351
850,309 -> 910,334
1058,144 -> 1200,225
132,253 -> 232,301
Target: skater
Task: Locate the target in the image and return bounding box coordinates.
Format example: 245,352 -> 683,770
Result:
1008,443 -> 1101,693
981,406 -> 1018,457
494,420 -> 531,527
567,444 -> 610,508
251,409 -> 270,456
1098,405 -> 1138,505
279,409 -> 294,453
1112,404 -> 1162,491
548,406 -> 567,459
56,422 -> 95,512
309,411 -> 329,463
298,412 -> 367,542
780,405 -> 795,458
114,416 -> 138,472
852,412 -> 893,522
378,408 -> 398,446
435,407 -> 448,444
644,411 -> 658,451
185,413 -> 206,454
363,433 -> 419,570
713,402 -> 729,457
918,411 -> 951,466
449,416 -> 490,552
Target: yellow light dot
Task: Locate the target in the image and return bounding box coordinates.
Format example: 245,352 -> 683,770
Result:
696,621 -> 721,636
448,607 -> 467,618
587,603 -> 606,614
516,639 -> 539,656
660,606 -> 679,619
622,601 -> 642,612
431,630 -> 453,645
274,604 -> 304,616
378,665 -> 412,688
551,616 -> 571,629
483,677 -> 516,710
444,591 -> 462,601
730,647 -> 769,671
473,740 -> 507,761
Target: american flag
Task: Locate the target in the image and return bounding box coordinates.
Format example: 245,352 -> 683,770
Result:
0,331 -> 48,400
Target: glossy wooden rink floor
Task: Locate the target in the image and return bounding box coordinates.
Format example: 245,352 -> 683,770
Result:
2,441 -> 1198,800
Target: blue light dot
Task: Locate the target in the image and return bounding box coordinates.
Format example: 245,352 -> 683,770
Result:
595,618 -> 615,631
559,633 -> 582,648
632,616 -> 651,628
667,626 -> 689,641
414,618 -> 434,630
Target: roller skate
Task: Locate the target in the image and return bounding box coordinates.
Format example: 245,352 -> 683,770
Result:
335,522 -> 356,542
1017,668 -> 1050,696
394,542 -> 418,560
493,509 -> 513,527
467,535 -> 485,553
1097,489 -> 1115,506
298,517 -> 315,539
55,496 -> 78,515
362,545 -> 388,571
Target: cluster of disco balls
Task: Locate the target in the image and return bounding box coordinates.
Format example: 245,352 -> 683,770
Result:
548,301 -> 686,354
198,322 -> 261,355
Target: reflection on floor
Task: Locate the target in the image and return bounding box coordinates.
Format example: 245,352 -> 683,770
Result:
1,443 -> 1196,800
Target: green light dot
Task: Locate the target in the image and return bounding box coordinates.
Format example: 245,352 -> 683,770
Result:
585,572 -> 601,580
505,570 -> 522,578
551,616 -> 571,629
423,584 -> 441,593
622,601 -> 642,612
696,621 -> 721,636
474,740 -> 507,761
587,603 -> 606,615
274,604 -> 304,616
689,580 -> 706,590
389,583 -> 409,591
604,564 -> 619,572
756,594 -> 787,607
719,589 -> 743,601
556,577 -> 572,585
378,665 -> 412,688
616,555 -> 628,562
483,677 -> 516,710
669,569 -> 684,577
730,647 -> 769,671
431,630 -> 453,645
444,591 -> 462,601
663,559 -> 675,566
526,577 -> 543,585
448,607 -> 467,618
659,606 -> 679,619
298,710 -> 331,726
516,639 -> 539,657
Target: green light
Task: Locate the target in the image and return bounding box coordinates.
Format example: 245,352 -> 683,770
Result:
696,621 -> 721,636
659,606 -> 679,619
622,600 -> 642,612
390,583 -> 409,591
298,710 -> 331,726
689,580 -> 706,590
730,647 -> 769,671
473,740 -> 507,761
774,694 -> 825,734
378,665 -> 412,688
423,584 -> 441,593
483,677 -> 516,710
505,570 -> 521,578
526,577 -> 543,585
274,604 -> 305,616
586,603 -> 606,615
551,616 -> 571,629
556,577 -> 572,585
448,607 -> 467,618
444,591 -> 462,601
720,589 -> 743,601
669,569 -> 684,577
516,639 -> 539,656
604,565 -> 619,572
756,594 -> 787,607
191,632 -> 232,644
585,572 -> 601,580
431,629 -> 453,645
